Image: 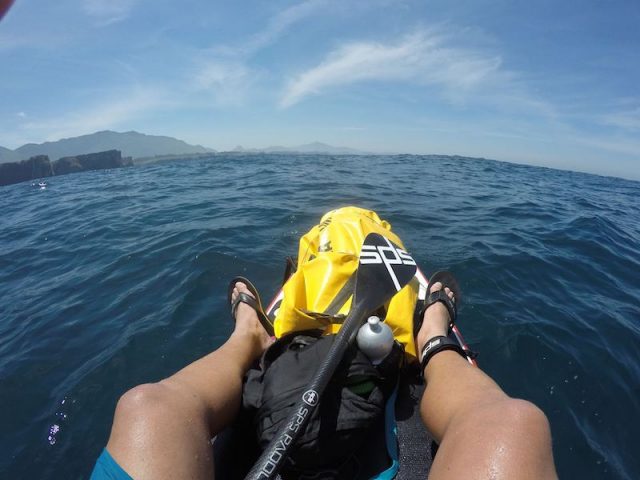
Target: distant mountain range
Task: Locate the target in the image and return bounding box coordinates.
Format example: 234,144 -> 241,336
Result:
0,131 -> 213,163
0,131 -> 372,164
231,142 -> 370,155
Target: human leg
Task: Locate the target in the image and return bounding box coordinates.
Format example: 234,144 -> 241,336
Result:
102,282 -> 272,480
416,283 -> 557,480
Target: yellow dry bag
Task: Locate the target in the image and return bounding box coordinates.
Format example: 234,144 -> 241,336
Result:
273,206 -> 419,361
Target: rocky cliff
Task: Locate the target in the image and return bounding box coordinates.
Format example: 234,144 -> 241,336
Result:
0,155 -> 54,186
53,150 -> 132,175
0,150 -> 132,187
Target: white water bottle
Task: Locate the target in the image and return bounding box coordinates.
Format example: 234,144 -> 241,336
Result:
356,316 -> 394,365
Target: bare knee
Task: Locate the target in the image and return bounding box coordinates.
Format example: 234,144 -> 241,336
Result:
112,385 -> 160,434
107,385 -> 215,479
497,399 -> 551,439
478,399 -> 556,477
115,383 -> 171,419
106,383 -> 175,456
433,399 -> 556,479
113,382 -> 202,430
114,381 -> 210,433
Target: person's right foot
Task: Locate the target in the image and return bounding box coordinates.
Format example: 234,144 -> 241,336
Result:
415,282 -> 455,354
230,282 -> 273,358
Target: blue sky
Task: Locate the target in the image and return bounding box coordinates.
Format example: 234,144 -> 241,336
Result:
1,0 -> 639,179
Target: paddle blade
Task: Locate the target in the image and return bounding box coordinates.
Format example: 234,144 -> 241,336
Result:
354,233 -> 417,313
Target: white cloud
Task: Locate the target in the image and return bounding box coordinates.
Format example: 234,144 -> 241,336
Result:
82,0 -> 138,26
245,0 -> 326,54
601,107 -> 640,131
214,0 -> 326,57
194,2 -> 325,107
17,112 -> 26,118
280,30 -> 526,108
17,87 -> 167,142
193,61 -> 255,106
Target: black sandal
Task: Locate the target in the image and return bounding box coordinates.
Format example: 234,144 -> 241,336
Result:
227,276 -> 275,337
414,271 -> 471,374
414,270 -> 461,336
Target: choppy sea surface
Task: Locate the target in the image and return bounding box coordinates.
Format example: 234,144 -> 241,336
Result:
1,154 -> 639,479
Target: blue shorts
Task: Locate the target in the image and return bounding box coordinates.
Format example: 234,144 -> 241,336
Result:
90,449 -> 133,480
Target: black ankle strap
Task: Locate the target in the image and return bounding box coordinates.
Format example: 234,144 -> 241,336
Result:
420,335 -> 467,376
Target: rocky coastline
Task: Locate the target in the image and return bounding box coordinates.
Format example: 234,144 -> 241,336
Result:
0,150 -> 133,187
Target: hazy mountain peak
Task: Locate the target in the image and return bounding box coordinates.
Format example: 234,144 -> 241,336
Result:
0,131 -> 213,163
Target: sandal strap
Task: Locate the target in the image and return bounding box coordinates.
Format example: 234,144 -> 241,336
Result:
231,292 -> 259,319
424,289 -> 457,324
419,335 -> 466,376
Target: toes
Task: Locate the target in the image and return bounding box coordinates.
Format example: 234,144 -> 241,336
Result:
234,282 -> 250,295
431,282 -> 456,304
231,282 -> 256,304
445,287 -> 455,302
431,282 -> 456,301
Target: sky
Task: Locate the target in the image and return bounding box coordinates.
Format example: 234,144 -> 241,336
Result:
1,0 -> 639,179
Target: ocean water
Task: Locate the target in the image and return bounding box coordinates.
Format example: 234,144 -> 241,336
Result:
1,154 -> 639,479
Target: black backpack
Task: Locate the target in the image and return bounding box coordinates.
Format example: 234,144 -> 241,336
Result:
241,330 -> 402,479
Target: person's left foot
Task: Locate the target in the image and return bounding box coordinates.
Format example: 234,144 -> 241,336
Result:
230,282 -> 273,359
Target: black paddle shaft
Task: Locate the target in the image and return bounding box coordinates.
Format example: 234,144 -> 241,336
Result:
244,233 -> 417,480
